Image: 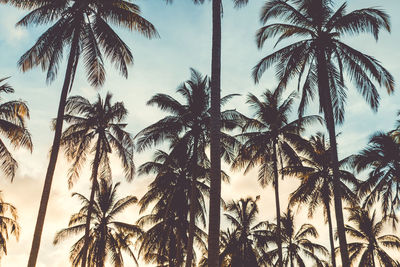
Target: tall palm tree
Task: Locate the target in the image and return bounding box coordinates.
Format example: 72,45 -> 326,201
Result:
232,88 -> 320,266
0,77 -> 32,180
54,179 -> 140,267
286,132 -> 359,267
136,149 -> 209,266
135,68 -> 240,267
350,132 -> 400,220
221,197 -> 267,266
253,1 -> 394,264
0,192 -> 20,260
2,1 -> 157,265
60,92 -> 135,266
260,208 -> 329,267
343,206 -> 400,266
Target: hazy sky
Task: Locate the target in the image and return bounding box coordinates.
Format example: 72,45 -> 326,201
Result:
0,0 -> 400,266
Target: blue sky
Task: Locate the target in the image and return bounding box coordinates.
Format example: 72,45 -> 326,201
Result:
1,0 -> 400,266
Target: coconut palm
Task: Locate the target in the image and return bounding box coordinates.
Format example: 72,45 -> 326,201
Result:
261,208 -> 329,267
54,179 -> 140,267
135,68 -> 241,266
221,197 -> 267,266
253,1 -> 394,264
232,88 -> 320,266
0,77 -> 32,180
350,132 -> 400,219
136,149 -> 209,266
60,92 -> 135,266
287,132 -> 359,267
343,206 -> 400,266
2,1 -> 156,265
0,192 -> 20,260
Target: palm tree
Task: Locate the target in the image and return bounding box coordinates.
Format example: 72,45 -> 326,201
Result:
261,208 -> 329,267
2,1 -> 157,264
54,179 -> 140,267
287,132 -> 359,267
253,1 -> 394,264
136,68 -> 240,267
136,149 -> 209,266
232,88 -> 320,266
221,197 -> 267,266
350,132 -> 400,220
343,206 -> 400,266
60,92 -> 135,266
0,192 -> 20,260
0,77 -> 32,180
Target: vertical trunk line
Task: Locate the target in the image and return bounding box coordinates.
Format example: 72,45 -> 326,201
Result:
81,138 -> 103,267
316,48 -> 350,267
325,194 -> 337,267
185,134 -> 199,267
208,0 -> 222,265
273,141 -> 283,267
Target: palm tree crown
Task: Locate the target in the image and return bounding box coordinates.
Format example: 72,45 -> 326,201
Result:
344,206 -> 400,266
61,92 -> 135,187
287,132 -> 359,267
350,132 -> 400,219
54,180 -> 140,267
222,197 -> 267,266
0,77 -> 32,180
0,192 -> 20,259
261,208 -> 329,267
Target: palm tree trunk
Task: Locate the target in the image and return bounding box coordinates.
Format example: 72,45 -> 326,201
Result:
316,48 -> 350,267
27,30 -> 80,267
272,141 -> 283,267
324,195 -> 337,267
81,139 -> 102,267
208,0 -> 222,265
186,135 -> 199,267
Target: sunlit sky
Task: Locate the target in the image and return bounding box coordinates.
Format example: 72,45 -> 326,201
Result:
0,0 -> 400,266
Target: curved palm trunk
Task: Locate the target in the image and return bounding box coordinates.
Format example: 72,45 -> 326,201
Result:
272,141 -> 283,267
324,195 -> 337,267
208,0 -> 222,265
27,30 -> 80,267
186,135 -> 199,267
81,139 -> 102,267
316,49 -> 350,267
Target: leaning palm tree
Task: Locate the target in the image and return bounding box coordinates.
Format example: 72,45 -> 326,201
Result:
287,132 -> 359,267
136,68 -> 241,267
221,197 -> 267,266
260,208 -> 329,267
343,206 -> 400,266
350,132 -> 400,220
2,1 -> 157,265
233,88 -> 320,266
60,92 -> 135,266
54,179 -> 140,267
0,192 -> 20,260
0,77 -> 32,181
253,1 -> 394,264
136,148 -> 210,266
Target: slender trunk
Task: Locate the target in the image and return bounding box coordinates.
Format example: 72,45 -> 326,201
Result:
290,249 -> 294,267
325,195 -> 337,267
186,135 -> 199,267
371,249 -> 376,267
316,48 -> 350,267
272,140 -> 283,267
27,30 -> 80,267
208,0 -> 222,265
81,139 -> 102,267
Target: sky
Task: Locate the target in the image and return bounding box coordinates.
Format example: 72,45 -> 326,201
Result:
0,0 -> 400,266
